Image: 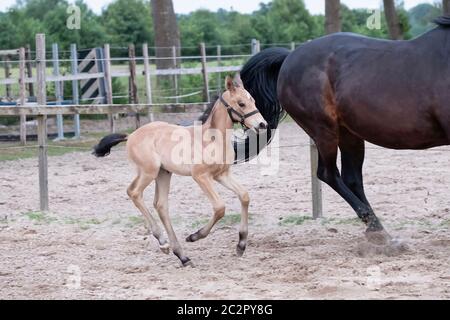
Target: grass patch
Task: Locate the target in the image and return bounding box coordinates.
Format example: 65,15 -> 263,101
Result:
218,213 -> 242,226
0,132 -> 108,162
279,215 -> 313,226
62,217 -> 104,230
125,216 -> 144,228
439,219 -> 450,228
189,213 -> 245,229
190,218 -> 209,230
320,217 -> 361,226
24,211 -> 57,224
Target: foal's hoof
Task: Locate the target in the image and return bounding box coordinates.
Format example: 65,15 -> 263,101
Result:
236,244 -> 246,257
159,243 -> 170,255
186,232 -> 201,243
181,257 -> 194,268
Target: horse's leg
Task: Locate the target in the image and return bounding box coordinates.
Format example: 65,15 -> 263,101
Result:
314,134 -> 390,244
128,173 -> 169,252
339,127 -> 371,207
154,169 -> 192,267
186,174 -> 225,243
215,172 -> 250,257
127,171 -> 169,253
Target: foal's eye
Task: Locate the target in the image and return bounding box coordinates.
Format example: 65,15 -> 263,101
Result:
238,102 -> 246,108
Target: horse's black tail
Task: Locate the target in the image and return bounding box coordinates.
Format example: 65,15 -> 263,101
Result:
240,47 -> 290,130
92,133 -> 128,157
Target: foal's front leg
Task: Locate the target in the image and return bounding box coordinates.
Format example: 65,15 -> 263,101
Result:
186,174 -> 226,242
215,172 -> 250,256
154,169 -> 192,267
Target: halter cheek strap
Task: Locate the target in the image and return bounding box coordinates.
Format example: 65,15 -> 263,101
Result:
219,94 -> 260,127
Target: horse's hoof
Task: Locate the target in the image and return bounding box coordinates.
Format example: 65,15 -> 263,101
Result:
357,237 -> 409,257
186,232 -> 200,243
236,244 -> 246,257
159,243 -> 170,254
181,258 -> 194,268
365,229 -> 392,245
386,238 -> 409,256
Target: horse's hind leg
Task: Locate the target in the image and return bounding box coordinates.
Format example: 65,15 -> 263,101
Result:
127,171 -> 169,253
215,172 -> 250,257
339,127 -> 371,207
154,169 -> 192,267
315,135 -> 392,243
186,174 -> 225,243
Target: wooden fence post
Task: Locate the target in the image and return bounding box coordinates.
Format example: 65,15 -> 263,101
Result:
128,44 -> 140,129
310,138 -> 323,219
217,45 -> 222,92
200,43 -> 210,103
291,42 -> 296,51
19,47 -> 27,145
52,43 -> 64,140
251,39 -> 257,55
172,46 -> 179,103
36,34 -> 49,212
4,55 -> 12,99
142,43 -> 153,122
70,44 -> 80,139
26,44 -> 34,98
103,44 -> 115,133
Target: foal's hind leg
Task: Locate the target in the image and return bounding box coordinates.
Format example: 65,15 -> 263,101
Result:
154,169 -> 192,267
186,174 -> 225,243
127,172 -> 169,253
215,172 -> 250,257
339,127 -> 371,208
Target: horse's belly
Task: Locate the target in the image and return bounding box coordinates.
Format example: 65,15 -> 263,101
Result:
342,116 -> 447,150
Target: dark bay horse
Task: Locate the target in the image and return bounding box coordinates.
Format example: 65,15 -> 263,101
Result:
239,16 -> 450,248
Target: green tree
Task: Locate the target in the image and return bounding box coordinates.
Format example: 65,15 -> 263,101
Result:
253,0 -> 316,44
102,0 -> 153,46
179,10 -> 224,48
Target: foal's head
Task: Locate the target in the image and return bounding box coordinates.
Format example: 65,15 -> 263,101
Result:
221,75 -> 268,132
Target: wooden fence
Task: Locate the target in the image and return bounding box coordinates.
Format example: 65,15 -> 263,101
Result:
0,34 -> 322,219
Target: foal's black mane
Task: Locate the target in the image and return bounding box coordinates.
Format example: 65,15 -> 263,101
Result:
435,16 -> 450,27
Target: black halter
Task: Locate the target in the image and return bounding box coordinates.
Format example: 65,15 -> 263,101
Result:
219,94 -> 260,128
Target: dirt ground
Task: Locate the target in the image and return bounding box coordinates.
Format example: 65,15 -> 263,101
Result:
1,121 -> 450,300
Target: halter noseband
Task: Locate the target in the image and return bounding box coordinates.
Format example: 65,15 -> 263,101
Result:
219,94 -> 260,128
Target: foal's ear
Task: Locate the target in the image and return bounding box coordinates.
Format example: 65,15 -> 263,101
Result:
225,75 -> 236,92
233,73 -> 243,87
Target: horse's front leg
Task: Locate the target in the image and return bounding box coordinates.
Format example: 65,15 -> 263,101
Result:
186,174 -> 225,242
215,172 -> 250,256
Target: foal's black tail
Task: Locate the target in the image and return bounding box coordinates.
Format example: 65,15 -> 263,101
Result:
240,47 -> 290,130
92,133 -> 128,157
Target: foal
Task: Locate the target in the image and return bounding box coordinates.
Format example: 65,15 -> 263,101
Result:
93,76 -> 267,266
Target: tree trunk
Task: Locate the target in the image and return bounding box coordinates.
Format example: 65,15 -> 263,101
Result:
151,0 -> 180,70
444,0 -> 450,15
325,0 -> 341,34
383,0 -> 403,40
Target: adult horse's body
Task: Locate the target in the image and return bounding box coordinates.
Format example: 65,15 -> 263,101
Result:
240,17 -> 450,246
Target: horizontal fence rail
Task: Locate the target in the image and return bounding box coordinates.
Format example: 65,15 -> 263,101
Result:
0,103 -> 209,116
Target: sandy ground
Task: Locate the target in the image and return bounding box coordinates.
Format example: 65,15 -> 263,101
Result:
1,121 -> 450,300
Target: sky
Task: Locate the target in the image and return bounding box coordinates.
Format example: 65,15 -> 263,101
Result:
0,0 -> 440,15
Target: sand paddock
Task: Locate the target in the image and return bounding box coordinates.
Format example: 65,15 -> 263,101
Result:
1,122 -> 449,299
